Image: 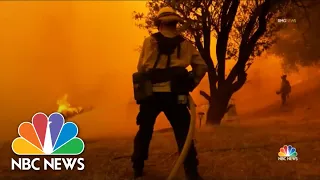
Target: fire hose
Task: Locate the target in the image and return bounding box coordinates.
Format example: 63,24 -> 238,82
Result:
151,3 -> 196,177
166,19 -> 196,180
167,94 -> 197,180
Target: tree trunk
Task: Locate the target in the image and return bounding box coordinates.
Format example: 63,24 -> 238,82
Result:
206,91 -> 231,125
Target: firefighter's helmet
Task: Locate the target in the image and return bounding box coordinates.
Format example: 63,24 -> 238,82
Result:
154,7 -> 183,26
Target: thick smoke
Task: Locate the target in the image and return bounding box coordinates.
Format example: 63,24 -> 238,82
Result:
0,2 -> 148,140
271,2 -> 320,72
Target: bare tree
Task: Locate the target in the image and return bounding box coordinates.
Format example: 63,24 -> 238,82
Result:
133,0 -> 302,125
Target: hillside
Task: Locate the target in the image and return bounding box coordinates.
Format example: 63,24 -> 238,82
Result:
240,74 -> 320,125
1,72 -> 320,179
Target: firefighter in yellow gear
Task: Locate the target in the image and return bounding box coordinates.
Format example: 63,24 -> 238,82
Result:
131,6 -> 207,180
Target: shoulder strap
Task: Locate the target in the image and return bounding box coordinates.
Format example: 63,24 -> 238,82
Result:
151,32 -> 185,69
174,35 -> 184,59
151,32 -> 163,69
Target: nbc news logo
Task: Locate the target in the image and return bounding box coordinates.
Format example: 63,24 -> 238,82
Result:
278,145 -> 298,161
11,112 -> 85,171
277,18 -> 297,23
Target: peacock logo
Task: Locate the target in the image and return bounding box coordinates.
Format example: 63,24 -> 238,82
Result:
12,112 -> 84,155
278,145 -> 298,161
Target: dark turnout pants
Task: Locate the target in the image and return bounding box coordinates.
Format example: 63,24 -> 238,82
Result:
281,93 -> 288,105
131,92 -> 198,172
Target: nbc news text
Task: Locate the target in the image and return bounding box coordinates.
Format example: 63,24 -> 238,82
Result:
278,156 -> 298,161
11,158 -> 85,171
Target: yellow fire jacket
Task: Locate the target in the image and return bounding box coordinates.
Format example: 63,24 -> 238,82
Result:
137,29 -> 207,92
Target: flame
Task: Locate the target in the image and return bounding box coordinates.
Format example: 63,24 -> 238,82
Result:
57,94 -> 84,118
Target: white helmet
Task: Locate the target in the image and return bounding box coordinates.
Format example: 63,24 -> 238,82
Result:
154,7 -> 182,26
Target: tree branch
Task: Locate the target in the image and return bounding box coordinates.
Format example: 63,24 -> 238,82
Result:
216,0 -> 240,87
194,31 -> 215,72
194,32 -> 204,55
247,1 -> 271,49
292,0 -> 312,44
220,0 -> 233,28
226,0 -> 271,85
240,4 -> 261,47
200,90 -> 211,101
202,6 -> 211,53
231,72 -> 247,93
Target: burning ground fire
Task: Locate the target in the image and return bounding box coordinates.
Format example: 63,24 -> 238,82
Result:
57,94 -> 92,119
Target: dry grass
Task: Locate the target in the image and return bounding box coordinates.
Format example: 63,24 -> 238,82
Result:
0,117 -> 319,180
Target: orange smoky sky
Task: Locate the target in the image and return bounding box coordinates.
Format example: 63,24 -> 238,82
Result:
0,1 -> 149,140
0,1 -> 315,141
